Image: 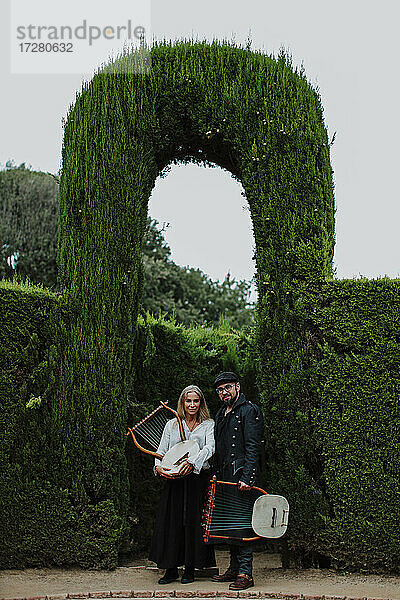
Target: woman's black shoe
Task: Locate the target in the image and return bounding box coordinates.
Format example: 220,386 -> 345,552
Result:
181,566 -> 195,584
158,567 -> 179,584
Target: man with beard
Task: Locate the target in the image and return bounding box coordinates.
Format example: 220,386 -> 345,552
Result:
210,372 -> 264,590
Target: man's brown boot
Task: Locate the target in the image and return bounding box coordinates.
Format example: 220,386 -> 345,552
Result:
211,568 -> 238,582
229,574 -> 255,590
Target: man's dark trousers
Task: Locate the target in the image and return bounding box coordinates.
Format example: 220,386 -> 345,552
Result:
229,544 -> 253,576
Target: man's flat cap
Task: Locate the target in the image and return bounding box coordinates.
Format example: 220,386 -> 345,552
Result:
214,371 -> 240,387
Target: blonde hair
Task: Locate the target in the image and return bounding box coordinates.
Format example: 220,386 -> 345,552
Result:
176,385 -> 210,423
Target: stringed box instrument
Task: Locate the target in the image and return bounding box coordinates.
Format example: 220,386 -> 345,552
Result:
202,476 -> 289,542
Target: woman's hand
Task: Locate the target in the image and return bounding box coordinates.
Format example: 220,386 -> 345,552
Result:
156,465 -> 171,476
178,460 -> 194,476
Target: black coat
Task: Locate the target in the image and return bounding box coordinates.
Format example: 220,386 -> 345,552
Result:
213,392 -> 264,487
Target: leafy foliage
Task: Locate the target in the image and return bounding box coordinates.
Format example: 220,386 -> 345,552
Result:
142,218 -> 254,329
3,275 -> 400,571
0,161 -> 59,289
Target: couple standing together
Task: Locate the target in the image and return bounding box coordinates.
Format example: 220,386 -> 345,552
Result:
149,371 -> 264,590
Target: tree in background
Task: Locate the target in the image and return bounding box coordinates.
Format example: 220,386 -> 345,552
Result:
142,218 -> 254,329
0,163 -> 254,329
0,162 -> 59,289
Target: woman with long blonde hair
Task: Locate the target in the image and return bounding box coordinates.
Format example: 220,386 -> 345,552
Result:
149,385 -> 215,584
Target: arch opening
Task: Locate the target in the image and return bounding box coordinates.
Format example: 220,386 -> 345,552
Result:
144,160 -> 257,327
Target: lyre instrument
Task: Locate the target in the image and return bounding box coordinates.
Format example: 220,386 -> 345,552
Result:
202,476 -> 289,542
126,401 -> 199,479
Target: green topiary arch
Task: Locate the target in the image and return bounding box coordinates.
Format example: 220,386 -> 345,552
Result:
56,39 -> 335,563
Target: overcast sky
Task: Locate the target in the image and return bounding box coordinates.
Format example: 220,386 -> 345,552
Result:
1,0 -> 399,290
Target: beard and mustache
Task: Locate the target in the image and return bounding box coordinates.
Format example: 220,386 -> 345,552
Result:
222,391 -> 238,406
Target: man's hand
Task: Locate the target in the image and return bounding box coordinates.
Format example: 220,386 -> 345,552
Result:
238,480 -> 251,491
178,460 -> 194,476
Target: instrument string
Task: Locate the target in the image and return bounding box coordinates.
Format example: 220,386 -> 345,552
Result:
212,508 -> 252,517
153,412 -> 170,435
132,407 -> 172,451
211,511 -> 252,518
148,415 -> 162,431
203,481 -> 272,542
214,495 -> 257,510
211,517 -> 252,524
209,484 -> 263,532
135,429 -> 158,449
214,497 -> 254,509
210,523 -> 251,532
143,422 -> 163,446
138,418 -> 165,447
133,405 -> 165,429
211,506 -> 252,512
138,420 -> 158,438
139,421 -> 160,442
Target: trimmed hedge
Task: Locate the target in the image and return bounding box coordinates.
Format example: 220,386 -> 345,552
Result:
0,279 -> 124,567
262,277 -> 400,571
55,38 -> 334,567
312,279 -> 400,571
0,279 -> 256,567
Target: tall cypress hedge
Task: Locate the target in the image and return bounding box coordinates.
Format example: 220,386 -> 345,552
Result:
55,38 -> 335,566
0,280 -> 123,568
311,279 -> 400,571
261,277 -> 400,571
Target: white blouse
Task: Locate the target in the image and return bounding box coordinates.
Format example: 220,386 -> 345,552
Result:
154,418 -> 215,475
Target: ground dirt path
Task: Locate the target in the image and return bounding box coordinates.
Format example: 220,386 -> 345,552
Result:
1,551 -> 400,600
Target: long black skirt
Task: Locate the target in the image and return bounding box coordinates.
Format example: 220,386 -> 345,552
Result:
149,470 -> 216,569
